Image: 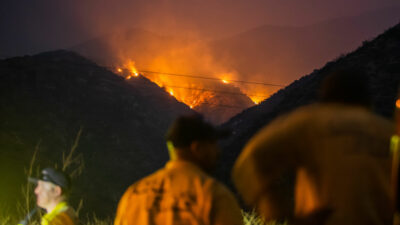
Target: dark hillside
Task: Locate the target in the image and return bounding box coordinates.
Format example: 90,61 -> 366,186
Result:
217,23 -> 400,188
0,50 -> 193,217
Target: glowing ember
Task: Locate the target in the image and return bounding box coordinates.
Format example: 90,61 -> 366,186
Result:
396,99 -> 400,108
115,60 -> 141,79
123,59 -> 140,77
246,95 -> 266,105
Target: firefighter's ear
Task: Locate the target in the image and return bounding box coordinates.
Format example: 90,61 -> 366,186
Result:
189,141 -> 202,157
54,185 -> 62,196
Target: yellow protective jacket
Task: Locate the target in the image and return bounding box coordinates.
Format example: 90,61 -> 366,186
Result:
41,201 -> 78,225
233,104 -> 394,225
114,160 -> 243,225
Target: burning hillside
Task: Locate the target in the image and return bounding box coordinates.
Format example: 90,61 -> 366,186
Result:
72,29 -> 282,123
111,58 -> 262,124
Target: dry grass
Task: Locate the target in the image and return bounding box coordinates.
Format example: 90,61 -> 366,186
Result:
82,215 -> 113,225
242,210 -> 287,225
62,127 -> 84,177
15,141 -> 41,225
0,208 -> 11,225
8,128 -> 85,225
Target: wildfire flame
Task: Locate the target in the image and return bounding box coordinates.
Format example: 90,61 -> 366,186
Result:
396,99 -> 400,109
123,59 -> 140,78
115,59 -> 271,109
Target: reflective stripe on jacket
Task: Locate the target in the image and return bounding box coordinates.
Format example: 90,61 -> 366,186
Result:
41,201 -> 77,225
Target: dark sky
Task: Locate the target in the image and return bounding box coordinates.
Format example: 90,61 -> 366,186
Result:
1,0 -> 399,57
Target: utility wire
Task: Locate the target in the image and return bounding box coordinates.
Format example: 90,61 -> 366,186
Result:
105,66 -> 286,87
139,70 -> 286,87
103,66 -> 276,108
127,79 -> 270,98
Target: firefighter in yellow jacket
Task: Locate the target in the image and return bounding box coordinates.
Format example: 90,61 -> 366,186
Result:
30,168 -> 78,225
114,115 -> 243,225
232,69 -> 394,225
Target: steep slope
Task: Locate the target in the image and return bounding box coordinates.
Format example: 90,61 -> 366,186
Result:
0,50 -> 193,217
217,23 -> 400,188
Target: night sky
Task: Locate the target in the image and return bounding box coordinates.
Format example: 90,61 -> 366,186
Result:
1,0 -> 399,57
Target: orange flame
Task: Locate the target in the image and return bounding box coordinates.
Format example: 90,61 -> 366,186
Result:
241,90 -> 268,106
121,59 -> 139,78
396,99 -> 400,109
116,59 -> 271,109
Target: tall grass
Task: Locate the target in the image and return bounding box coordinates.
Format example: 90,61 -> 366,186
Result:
22,143 -> 38,214
82,215 -> 113,225
242,210 -> 287,225
5,128 -> 84,225
15,141 -> 41,225
62,127 -> 84,177
0,206 -> 11,225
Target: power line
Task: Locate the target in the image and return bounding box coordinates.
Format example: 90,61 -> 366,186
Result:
139,70 -> 286,87
127,78 -> 270,98
103,66 -> 273,108
104,66 -> 286,87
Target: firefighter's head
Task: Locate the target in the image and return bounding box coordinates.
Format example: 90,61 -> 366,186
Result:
319,67 -> 371,108
30,168 -> 71,211
166,115 -> 230,173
